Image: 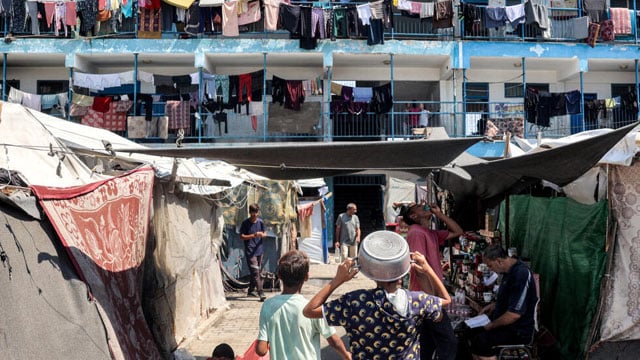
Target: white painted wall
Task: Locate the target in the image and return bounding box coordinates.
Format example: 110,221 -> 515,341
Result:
5,67 -> 69,94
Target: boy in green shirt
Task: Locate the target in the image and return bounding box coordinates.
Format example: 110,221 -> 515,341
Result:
256,250 -> 351,360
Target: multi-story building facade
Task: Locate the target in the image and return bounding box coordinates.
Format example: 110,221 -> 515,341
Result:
1,0 -> 638,234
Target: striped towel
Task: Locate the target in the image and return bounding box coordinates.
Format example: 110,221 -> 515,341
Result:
610,8 -> 631,34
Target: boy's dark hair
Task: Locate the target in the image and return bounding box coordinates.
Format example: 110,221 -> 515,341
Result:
399,204 -> 417,226
212,343 -> 234,359
277,250 -> 309,288
483,244 -> 508,261
249,203 -> 260,213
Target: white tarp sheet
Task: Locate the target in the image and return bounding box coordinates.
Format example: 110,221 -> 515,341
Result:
146,183 -> 228,355
384,177 -> 417,224
0,101 -> 107,186
297,200 -> 327,264
38,107 -> 266,195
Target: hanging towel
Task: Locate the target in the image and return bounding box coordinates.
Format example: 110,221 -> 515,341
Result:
610,8 -> 631,35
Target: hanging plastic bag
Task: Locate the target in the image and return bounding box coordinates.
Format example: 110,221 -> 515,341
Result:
236,340 -> 269,360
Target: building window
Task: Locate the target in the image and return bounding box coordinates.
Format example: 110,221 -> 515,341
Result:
505,83 -> 549,98
465,82 -> 489,113
1,80 -> 20,94
611,83 -> 635,98
37,80 -> 68,95
609,0 -> 637,9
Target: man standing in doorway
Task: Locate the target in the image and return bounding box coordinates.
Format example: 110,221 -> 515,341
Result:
240,203 -> 267,302
401,201 -> 464,360
334,203 -> 361,262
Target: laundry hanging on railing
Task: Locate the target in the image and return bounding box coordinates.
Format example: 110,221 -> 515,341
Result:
6,86 -> 68,115
271,76 -> 306,111
330,82 -> 393,115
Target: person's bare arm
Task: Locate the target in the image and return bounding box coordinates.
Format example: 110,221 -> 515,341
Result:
355,226 -> 361,243
303,258 -> 358,318
256,340 -> 269,356
241,232 -> 265,240
327,333 -> 351,360
430,204 -> 463,240
335,223 -> 341,248
411,251 -> 451,306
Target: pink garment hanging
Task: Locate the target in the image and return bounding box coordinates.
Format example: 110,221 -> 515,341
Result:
222,1 -> 240,37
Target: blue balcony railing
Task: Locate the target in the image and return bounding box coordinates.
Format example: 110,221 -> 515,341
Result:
1,4 -> 637,44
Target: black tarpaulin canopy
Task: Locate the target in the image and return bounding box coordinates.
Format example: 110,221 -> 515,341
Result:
115,137 -> 482,179
438,122 -> 639,201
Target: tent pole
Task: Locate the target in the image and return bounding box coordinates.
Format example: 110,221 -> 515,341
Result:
504,193 -> 510,249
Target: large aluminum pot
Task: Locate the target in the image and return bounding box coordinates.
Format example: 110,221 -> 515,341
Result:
357,230 -> 410,282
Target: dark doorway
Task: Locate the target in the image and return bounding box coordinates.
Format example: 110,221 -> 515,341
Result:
333,175 -> 386,241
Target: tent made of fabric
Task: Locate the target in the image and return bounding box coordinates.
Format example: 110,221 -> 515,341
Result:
0,101 -> 107,186
438,122 -> 639,201
37,106 -> 267,196
499,195 -> 609,359
0,202 -> 112,360
297,199 -> 329,264
597,161 -> 640,343
146,182 -> 228,356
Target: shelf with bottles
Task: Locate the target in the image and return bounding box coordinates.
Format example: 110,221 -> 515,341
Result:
446,232 -> 499,306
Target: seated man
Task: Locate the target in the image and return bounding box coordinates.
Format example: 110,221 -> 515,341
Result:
469,244 -> 538,360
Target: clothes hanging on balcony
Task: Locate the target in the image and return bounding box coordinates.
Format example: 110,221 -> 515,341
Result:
419,2 -> 434,19
353,87 -> 373,103
222,0 -> 239,36
573,16 -> 589,39
263,0 -> 281,31
300,5 -> 318,49
609,8 -> 631,35
81,100 -> 132,131
582,0 -> 606,23
356,3 -> 371,26
129,93 -> 155,121
368,0 -> 385,45
599,19 -> 614,41
484,6 -> 508,29
525,0 -> 550,31
311,7 -> 326,38
228,75 -> 240,110
370,83 -> 393,114
251,71 -> 264,102
505,4 -> 526,26
525,88 -> 584,127
213,111 -> 229,134
165,100 -> 191,130
583,99 -> 604,128
586,21 -> 600,47
565,90 -> 582,115
77,0 -> 99,35
432,0 -> 453,29
92,96 -> 112,113
280,3 -> 301,34
285,81 -> 305,111
272,76 -> 287,106
184,1 -> 201,35
462,3 -> 484,35
138,6 -> 162,38
238,0 -> 261,26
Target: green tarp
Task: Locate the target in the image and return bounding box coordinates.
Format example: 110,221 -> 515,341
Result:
499,195 -> 608,359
